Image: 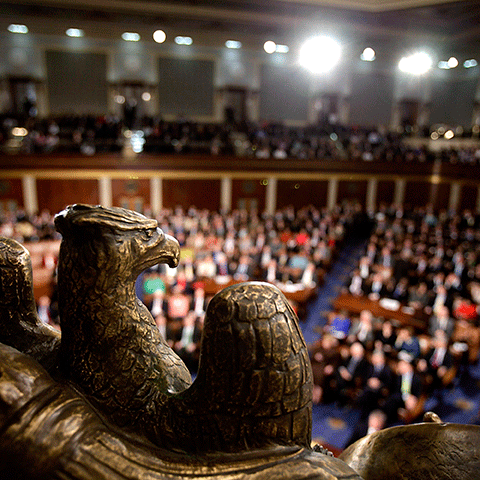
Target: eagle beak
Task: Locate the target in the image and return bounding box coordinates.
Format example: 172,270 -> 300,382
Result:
161,233 -> 180,268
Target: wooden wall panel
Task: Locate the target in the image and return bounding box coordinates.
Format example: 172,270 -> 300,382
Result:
112,178 -> 150,212
36,179 -> 99,214
163,179 -> 220,211
277,180 -> 328,210
376,180 -> 395,207
337,180 -> 368,206
0,179 -> 23,210
433,182 -> 451,212
404,181 -> 431,209
231,179 -> 267,212
459,184 -> 478,212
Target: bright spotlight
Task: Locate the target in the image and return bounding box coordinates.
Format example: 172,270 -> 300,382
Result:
299,36 -> 341,74
398,52 -> 432,75
153,30 -> 166,43
361,47 -> 375,62
447,57 -> 458,68
264,41 -> 277,54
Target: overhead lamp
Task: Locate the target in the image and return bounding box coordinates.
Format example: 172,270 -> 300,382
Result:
464,59 -> 478,68
8,24 -> 28,34
12,127 -> 28,137
175,36 -> 193,45
398,52 -> 432,75
299,36 -> 341,74
447,57 -> 458,68
141,92 -> 151,101
361,47 -> 375,62
225,40 -> 242,49
444,130 -> 454,140
275,44 -> 289,53
66,28 -> 84,38
122,32 -> 140,42
153,30 -> 166,43
263,41 -> 276,54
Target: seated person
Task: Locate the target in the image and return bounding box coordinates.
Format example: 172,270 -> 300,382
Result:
326,310 -> 351,340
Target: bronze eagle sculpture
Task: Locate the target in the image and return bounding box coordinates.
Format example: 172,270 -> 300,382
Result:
0,204 -> 362,479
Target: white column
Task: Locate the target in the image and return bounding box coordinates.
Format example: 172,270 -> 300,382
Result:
327,177 -> 338,211
366,178 -> 378,213
220,176 -> 232,212
394,178 -> 406,205
265,177 -> 277,215
98,177 -> 112,208
449,182 -> 461,212
22,175 -> 38,215
150,176 -> 163,216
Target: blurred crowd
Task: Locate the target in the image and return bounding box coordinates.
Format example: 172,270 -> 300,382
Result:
311,204 -> 480,435
3,113 -> 480,163
1,203 -> 361,373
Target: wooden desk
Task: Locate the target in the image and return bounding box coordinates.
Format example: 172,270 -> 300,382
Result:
201,278 -> 316,311
333,293 -> 427,331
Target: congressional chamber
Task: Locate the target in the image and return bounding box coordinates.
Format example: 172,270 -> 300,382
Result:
1,0 -> 480,456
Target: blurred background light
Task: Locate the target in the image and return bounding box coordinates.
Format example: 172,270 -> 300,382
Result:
275,44 -> 289,53
175,36 -> 193,45
299,36 -> 341,73
398,52 -> 432,75
360,47 -> 375,61
225,40 -> 242,49
264,40 -> 277,54
122,32 -> 140,42
66,28 -> 84,38
153,30 -> 166,43
464,59 -> 478,68
8,24 -> 28,34
447,56 -> 458,68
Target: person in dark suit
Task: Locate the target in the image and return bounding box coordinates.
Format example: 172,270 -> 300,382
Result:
345,409 -> 387,448
384,358 -> 424,424
356,350 -> 394,417
428,305 -> 455,339
336,342 -> 370,404
417,332 -> 454,391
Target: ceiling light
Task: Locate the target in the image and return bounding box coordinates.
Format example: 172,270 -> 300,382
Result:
226,40 -> 242,49
66,28 -> 84,38
12,127 -> 28,137
398,52 -> 432,75
153,30 -> 166,43
8,24 -> 28,34
275,44 -> 289,53
264,41 -> 276,54
438,61 -> 450,69
464,59 -> 478,68
361,47 -> 375,61
444,130 -> 454,139
175,36 -> 193,45
141,92 -> 151,101
447,57 -> 458,68
122,32 -> 140,42
299,36 -> 341,74
115,95 -> 126,104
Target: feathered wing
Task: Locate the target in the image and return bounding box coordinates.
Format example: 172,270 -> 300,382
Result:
163,282 -> 313,453
0,237 -> 60,371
